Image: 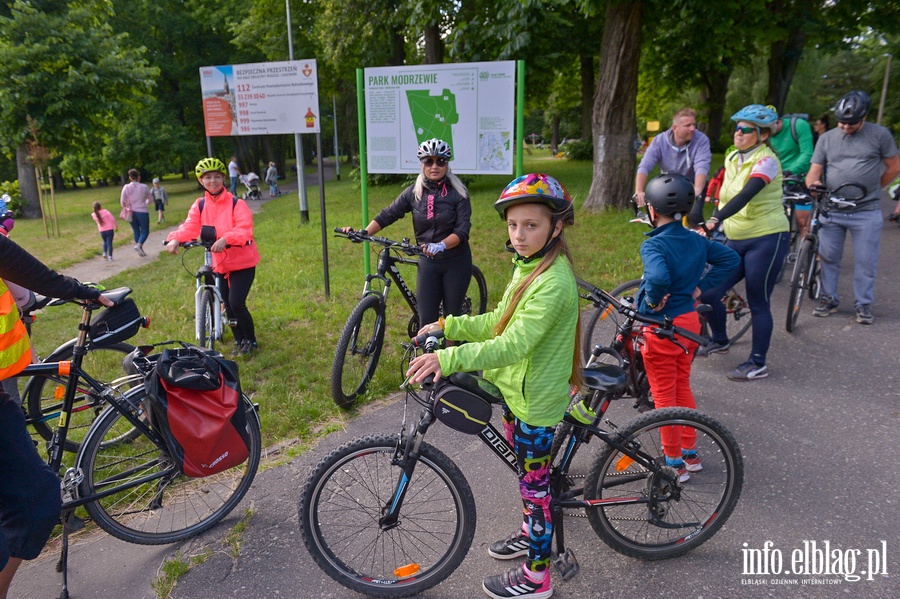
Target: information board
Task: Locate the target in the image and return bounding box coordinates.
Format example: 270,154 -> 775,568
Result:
199,59 -> 320,136
364,61 -> 516,174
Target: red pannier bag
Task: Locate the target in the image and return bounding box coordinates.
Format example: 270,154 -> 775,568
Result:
145,346 -> 250,477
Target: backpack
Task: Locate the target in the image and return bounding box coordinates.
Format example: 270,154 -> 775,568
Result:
144,346 -> 250,477
198,196 -> 238,214
781,113 -> 809,144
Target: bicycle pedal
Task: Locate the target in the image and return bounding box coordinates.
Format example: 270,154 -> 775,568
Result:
553,548 -> 580,581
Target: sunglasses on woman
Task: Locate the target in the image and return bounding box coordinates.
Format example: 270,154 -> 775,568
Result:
734,125 -> 757,135
421,158 -> 448,167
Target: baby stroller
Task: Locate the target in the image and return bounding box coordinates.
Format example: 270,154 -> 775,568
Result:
240,173 -> 262,201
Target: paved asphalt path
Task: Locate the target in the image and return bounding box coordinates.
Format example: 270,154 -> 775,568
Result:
14,196 -> 899,598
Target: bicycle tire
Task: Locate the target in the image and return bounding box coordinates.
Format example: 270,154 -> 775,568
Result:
331,294 -> 386,408
786,240 -> 814,333
25,341 -> 137,453
469,266 -> 488,315
582,278 -> 642,361
584,407 -> 743,560
197,288 -> 217,350
79,393 -> 261,545
299,434 -> 476,598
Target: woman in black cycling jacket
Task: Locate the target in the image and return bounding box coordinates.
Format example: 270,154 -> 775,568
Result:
342,138 -> 473,326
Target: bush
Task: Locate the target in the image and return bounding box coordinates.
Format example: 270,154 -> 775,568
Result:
562,139 -> 593,161
0,181 -> 23,217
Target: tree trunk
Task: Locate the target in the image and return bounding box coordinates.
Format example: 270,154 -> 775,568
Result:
700,62 -> 733,152
580,53 -> 596,140
423,24 -> 444,64
766,30 -> 806,113
551,115 -> 561,155
16,144 -> 40,218
583,1 -> 643,212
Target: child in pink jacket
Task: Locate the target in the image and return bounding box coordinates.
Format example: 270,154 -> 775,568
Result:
91,202 -> 118,261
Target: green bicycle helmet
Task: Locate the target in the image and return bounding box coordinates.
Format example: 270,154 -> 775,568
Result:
195,157 -> 227,179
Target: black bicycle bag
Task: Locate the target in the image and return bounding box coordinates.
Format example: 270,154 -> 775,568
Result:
89,298 -> 144,347
432,372 -> 502,435
144,346 -> 250,477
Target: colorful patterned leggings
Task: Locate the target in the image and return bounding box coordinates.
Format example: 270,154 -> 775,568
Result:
502,407 -> 554,573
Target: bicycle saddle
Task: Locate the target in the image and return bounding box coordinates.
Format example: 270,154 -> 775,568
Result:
102,287 -> 134,304
581,363 -> 627,394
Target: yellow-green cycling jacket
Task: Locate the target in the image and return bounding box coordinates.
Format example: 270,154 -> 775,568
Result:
437,254 -> 578,427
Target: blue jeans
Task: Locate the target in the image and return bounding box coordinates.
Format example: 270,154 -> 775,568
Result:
100,229 -> 114,256
700,231 -> 789,366
230,176 -> 238,195
129,211 -> 150,245
816,209 -> 882,307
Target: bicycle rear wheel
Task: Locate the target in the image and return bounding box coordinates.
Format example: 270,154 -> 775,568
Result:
299,435 -> 476,598
331,294 -> 386,408
584,407 -> 743,560
582,278 -> 642,361
786,240 -> 814,333
79,393 -> 261,544
25,341 -> 137,452
466,265 -> 488,315
197,288 -> 217,350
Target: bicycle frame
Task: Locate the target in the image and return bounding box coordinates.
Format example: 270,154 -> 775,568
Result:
362,244 -> 419,313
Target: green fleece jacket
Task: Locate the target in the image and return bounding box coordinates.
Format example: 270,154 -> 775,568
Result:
437,255 -> 578,427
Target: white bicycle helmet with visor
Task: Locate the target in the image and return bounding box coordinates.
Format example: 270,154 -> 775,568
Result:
416,139 -> 452,160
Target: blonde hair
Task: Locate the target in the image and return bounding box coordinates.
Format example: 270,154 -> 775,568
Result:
492,204 -> 584,387
413,170 -> 468,200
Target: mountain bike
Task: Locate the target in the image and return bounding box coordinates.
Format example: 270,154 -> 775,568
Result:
777,173 -> 811,283
299,316 -> 742,597
785,182 -> 866,333
20,288 -> 261,598
330,228 -> 488,408
22,291 -> 145,453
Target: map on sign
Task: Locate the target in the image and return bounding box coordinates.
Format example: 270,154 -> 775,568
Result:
364,61 -> 516,175
199,59 -> 320,136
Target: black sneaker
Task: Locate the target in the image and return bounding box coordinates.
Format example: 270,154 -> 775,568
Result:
240,340 -> 258,356
855,304 -> 873,325
483,564 -> 551,599
813,296 -> 839,317
696,340 -> 731,357
488,530 -> 529,560
230,342 -> 243,358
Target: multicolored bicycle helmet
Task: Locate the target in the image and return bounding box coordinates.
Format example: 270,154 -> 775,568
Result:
416,139 -> 452,160
645,173 -> 695,217
195,157 -> 227,179
494,173 -> 574,224
833,91 -> 870,124
731,104 -> 778,131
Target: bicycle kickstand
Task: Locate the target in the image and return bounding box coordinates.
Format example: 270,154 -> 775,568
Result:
551,502 -> 580,581
56,508 -> 83,599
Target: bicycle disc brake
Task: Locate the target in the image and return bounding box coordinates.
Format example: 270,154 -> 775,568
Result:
407,314 -> 420,338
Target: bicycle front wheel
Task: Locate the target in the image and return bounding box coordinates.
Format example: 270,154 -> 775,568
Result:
786,240 -> 814,333
331,294 -> 385,408
79,393 -> 261,545
25,341 -> 137,453
197,288 -> 217,350
584,407 -> 743,560
467,266 -> 488,315
582,278 -> 642,361
299,435 -> 476,598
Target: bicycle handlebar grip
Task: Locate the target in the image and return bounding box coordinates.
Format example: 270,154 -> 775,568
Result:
674,327 -> 708,346
411,330 -> 444,349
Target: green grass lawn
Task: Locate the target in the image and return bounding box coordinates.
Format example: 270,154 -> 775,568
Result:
15,152 -> 648,453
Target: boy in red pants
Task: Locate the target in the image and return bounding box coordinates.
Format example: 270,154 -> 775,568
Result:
638,174 -> 739,480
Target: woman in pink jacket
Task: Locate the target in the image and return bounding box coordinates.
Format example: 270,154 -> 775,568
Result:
165,158 -> 261,356
91,202 -> 118,261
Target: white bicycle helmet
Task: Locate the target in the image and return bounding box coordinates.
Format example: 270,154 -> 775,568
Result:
416,139 -> 452,160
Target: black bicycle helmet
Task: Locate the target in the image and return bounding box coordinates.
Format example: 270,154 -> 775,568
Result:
645,173 -> 695,217
833,91 -> 870,124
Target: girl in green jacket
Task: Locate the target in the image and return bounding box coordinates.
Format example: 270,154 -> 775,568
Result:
407,173 -> 582,599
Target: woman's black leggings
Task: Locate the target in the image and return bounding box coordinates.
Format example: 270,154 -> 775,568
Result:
416,245 -> 473,326
217,267 -> 256,344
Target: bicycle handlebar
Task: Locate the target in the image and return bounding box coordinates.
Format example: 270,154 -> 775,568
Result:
576,278 -> 708,346
333,228 -> 424,256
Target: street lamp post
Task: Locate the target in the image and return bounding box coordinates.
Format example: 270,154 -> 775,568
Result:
877,54 -> 892,126
286,0 -> 309,223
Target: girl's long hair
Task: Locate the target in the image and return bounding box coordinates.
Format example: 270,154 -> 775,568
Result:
92,201 -> 103,220
413,170 -> 468,200
492,205 -> 584,388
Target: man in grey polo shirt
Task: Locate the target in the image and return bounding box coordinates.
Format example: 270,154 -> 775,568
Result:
634,107 -> 711,206
806,91 -> 900,325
